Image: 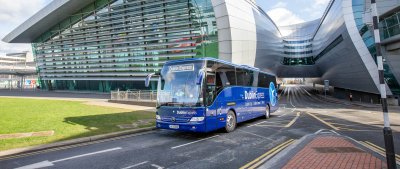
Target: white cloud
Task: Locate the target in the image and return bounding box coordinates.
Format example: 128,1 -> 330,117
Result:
302,0 -> 331,20
0,0 -> 51,53
267,8 -> 305,26
0,0 -> 49,24
271,2 -> 287,9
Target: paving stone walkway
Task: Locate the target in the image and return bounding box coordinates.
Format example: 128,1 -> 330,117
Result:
282,136 -> 387,169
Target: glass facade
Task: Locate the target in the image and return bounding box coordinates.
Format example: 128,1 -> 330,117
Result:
278,20 -> 320,66
282,57 -> 314,66
380,11 -> 400,40
352,0 -> 400,94
281,38 -> 314,65
32,0 -> 218,92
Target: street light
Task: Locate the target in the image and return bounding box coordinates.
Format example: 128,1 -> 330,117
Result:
370,0 -> 397,168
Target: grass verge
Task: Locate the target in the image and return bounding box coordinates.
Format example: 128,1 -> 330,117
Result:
0,97 -> 155,151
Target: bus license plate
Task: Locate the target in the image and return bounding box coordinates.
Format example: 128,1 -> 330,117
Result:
169,125 -> 179,129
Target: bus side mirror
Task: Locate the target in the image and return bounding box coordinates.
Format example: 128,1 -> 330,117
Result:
196,70 -> 205,85
145,73 -> 155,87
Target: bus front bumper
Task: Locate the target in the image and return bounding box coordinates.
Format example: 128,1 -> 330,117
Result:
156,121 -> 207,132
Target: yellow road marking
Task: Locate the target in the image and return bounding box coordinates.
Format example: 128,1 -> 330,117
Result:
285,112 -> 301,128
306,112 -> 340,130
240,139 -> 295,169
358,141 -> 400,163
247,143 -> 293,169
364,141 -> 400,159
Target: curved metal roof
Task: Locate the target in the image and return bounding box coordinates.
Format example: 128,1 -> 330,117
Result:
2,0 -> 95,43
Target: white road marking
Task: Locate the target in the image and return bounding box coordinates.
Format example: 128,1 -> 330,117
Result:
52,147 -> 121,163
151,164 -> 164,169
171,135 -> 219,149
247,121 -> 267,127
15,160 -> 54,169
16,147 -> 122,169
237,129 -> 273,140
255,124 -> 285,127
278,113 -> 287,117
121,161 -> 149,169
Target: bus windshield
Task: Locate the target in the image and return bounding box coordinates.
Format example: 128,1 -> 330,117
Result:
157,60 -> 205,107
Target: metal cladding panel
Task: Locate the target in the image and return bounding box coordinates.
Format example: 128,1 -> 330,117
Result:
311,0 -> 381,94
376,0 -> 400,16
277,65 -> 321,78
212,0 -> 283,75
385,53 -> 400,88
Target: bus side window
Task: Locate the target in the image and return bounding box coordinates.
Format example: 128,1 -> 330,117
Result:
237,68 -> 254,87
225,67 -> 236,86
258,73 -> 268,87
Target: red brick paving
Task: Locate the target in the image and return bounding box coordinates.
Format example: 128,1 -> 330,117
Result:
282,136 -> 387,169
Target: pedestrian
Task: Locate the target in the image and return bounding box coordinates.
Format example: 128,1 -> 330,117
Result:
349,93 -> 353,102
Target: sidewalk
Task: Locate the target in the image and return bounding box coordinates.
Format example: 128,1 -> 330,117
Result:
316,94 -> 379,108
260,132 -> 392,169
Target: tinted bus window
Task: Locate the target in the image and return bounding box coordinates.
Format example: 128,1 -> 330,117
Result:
225,67 -> 236,86
258,73 -> 269,88
236,68 -> 253,86
258,73 -> 276,88
205,61 -> 236,105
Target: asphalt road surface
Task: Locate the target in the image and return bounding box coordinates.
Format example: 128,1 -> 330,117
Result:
1,85 -> 399,169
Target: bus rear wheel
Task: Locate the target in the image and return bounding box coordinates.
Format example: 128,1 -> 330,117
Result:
225,110 -> 236,132
265,105 -> 271,119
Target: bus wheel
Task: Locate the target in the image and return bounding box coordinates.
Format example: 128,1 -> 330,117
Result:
225,110 -> 236,132
265,105 -> 271,119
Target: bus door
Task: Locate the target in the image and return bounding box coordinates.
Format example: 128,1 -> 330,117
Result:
205,71 -> 218,131
214,71 -> 233,129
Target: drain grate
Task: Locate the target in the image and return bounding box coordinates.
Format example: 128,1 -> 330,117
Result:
313,147 -> 364,153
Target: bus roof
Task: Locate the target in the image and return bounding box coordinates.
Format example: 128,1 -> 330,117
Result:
164,57 -> 276,76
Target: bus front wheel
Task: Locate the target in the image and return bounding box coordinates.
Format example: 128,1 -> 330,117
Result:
225,110 -> 236,132
265,105 -> 271,119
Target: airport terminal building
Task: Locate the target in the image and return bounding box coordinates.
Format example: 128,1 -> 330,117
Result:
3,0 -> 400,99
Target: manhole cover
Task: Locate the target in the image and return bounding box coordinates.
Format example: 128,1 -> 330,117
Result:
313,147 -> 364,153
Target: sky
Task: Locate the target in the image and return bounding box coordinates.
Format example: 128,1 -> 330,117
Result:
0,0 -> 330,54
0,0 -> 52,55
256,0 -> 331,26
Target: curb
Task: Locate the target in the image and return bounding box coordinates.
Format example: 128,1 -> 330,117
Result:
315,94 -> 378,108
259,133 -> 315,169
0,126 -> 157,158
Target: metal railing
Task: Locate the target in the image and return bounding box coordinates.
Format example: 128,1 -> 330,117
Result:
110,90 -> 157,102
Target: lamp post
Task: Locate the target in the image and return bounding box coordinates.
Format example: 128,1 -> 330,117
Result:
370,0 -> 397,168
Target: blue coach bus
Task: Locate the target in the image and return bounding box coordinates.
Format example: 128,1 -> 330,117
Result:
145,58 -> 278,133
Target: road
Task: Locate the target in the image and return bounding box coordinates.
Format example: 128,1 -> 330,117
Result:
1,85 -> 399,169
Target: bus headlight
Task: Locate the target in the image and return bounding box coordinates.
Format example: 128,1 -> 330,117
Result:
156,115 -> 161,120
190,117 -> 204,122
